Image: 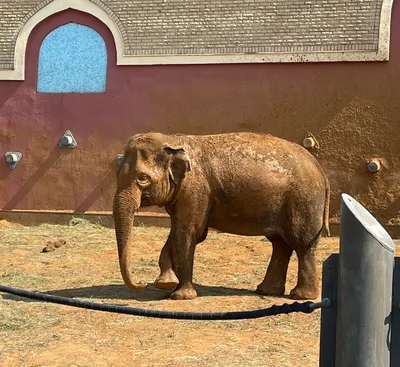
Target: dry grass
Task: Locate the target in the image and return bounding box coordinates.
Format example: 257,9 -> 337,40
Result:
0,219 -> 399,367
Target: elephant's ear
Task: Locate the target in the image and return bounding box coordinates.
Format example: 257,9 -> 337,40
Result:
164,146 -> 191,185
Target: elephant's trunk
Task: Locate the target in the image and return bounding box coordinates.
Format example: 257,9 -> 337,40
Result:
113,187 -> 146,290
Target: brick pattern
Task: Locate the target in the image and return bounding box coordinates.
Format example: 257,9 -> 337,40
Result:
0,0 -> 45,67
0,0 -> 384,67
110,0 -> 383,56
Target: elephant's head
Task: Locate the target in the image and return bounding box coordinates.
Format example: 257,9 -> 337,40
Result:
112,133 -> 191,290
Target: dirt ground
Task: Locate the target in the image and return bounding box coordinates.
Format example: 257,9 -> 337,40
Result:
1,219 -> 399,367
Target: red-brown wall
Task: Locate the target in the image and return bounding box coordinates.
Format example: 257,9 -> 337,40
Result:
1,6 -> 399,223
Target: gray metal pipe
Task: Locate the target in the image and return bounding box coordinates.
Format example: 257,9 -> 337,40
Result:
335,193 -> 395,367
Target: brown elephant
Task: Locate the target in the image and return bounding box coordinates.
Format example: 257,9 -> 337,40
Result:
113,132 -> 330,301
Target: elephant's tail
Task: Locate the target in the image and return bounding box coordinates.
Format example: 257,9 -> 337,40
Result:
323,174 -> 331,237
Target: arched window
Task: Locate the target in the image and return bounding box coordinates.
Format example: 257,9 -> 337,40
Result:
37,22 -> 107,93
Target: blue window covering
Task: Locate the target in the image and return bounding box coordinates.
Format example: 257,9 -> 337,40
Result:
37,23 -> 107,93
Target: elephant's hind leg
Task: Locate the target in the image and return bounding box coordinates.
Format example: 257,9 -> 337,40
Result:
256,236 -> 293,296
154,236 -> 179,289
289,243 -> 319,300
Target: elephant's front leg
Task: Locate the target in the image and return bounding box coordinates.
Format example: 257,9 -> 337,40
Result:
166,183 -> 210,300
169,227 -> 199,300
154,236 -> 179,289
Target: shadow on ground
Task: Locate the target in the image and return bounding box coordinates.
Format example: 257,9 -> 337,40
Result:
1,283 -> 275,304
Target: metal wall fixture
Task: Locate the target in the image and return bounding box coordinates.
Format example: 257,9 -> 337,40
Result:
367,159 -> 381,173
116,154 -> 124,169
303,136 -> 316,149
59,130 -> 78,149
302,133 -> 320,150
5,151 -> 22,169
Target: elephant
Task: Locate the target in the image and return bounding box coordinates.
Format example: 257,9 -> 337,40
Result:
113,132 -> 330,301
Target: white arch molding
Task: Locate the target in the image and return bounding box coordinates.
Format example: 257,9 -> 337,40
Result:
0,0 -> 125,81
0,0 -> 395,80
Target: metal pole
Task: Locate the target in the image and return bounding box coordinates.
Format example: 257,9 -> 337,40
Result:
319,254 -> 339,367
335,193 -> 395,367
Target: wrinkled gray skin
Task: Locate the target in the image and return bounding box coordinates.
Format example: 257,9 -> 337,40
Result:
113,132 -> 330,300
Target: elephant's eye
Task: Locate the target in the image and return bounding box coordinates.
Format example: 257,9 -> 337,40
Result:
137,173 -> 151,184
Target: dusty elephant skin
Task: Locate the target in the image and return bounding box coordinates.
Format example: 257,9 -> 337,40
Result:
113,132 -> 330,301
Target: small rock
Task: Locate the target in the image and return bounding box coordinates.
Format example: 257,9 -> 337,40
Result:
42,239 -> 67,253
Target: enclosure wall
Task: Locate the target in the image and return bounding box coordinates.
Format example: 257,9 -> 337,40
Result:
0,6 -> 399,224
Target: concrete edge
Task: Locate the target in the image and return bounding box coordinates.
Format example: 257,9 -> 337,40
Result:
0,210 -> 170,229
0,210 -> 399,238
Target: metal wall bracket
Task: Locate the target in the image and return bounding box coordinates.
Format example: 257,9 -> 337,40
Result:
368,159 -> 381,173
5,151 -> 22,169
59,130 -> 77,149
116,154 -> 124,170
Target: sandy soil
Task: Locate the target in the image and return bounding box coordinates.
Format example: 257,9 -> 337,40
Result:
1,219 -> 399,367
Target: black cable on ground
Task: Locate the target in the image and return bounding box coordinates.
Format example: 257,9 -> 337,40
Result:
0,285 -> 330,320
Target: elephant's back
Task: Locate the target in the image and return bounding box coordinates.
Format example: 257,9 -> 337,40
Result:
190,132 -> 325,187
192,132 -> 312,161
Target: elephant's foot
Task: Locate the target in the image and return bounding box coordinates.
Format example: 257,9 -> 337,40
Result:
154,270 -> 179,290
169,284 -> 197,300
255,281 -> 285,297
289,286 -> 318,300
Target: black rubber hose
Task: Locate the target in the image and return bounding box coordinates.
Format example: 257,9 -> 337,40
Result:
0,285 -> 326,320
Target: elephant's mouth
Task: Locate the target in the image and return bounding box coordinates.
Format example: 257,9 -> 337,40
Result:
141,192 -> 152,206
